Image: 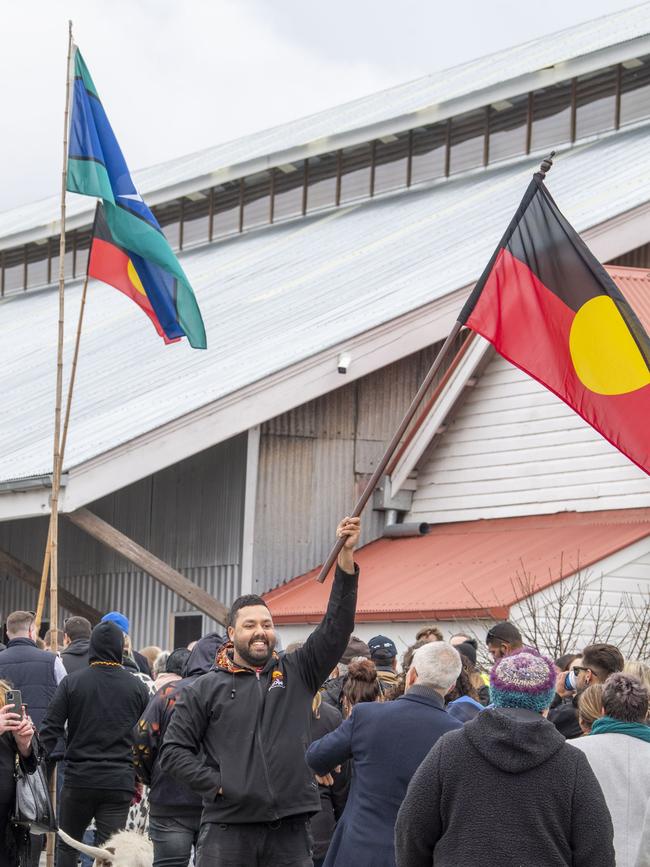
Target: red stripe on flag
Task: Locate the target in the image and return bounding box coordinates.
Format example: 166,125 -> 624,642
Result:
88,238 -> 179,344
466,248 -> 650,475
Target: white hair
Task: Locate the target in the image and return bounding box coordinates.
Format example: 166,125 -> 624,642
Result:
410,641 -> 462,690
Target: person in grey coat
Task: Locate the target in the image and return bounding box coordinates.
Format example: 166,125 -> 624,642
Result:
395,649 -> 615,867
306,641 -> 463,867
570,672 -> 650,867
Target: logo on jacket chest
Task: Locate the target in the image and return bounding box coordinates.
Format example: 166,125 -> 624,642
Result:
268,669 -> 285,692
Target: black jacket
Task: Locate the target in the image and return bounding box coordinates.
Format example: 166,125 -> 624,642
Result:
133,632 -> 225,817
40,622 -> 149,792
395,707 -> 615,867
60,638 -> 90,675
309,701 -> 349,860
160,564 -> 358,824
0,638 -> 59,731
548,694 -> 582,739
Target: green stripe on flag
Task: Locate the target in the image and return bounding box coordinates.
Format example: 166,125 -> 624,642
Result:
74,47 -> 100,99
67,157 -> 115,204
104,203 -> 207,349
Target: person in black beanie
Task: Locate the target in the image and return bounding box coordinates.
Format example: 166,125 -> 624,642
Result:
40,621 -> 150,867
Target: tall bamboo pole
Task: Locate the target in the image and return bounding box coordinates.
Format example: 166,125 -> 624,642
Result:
49,20 -> 74,655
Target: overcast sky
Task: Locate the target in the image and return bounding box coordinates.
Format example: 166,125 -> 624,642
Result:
0,0 -> 641,211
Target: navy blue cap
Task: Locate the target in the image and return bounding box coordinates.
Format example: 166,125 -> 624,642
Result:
368,634 -> 397,661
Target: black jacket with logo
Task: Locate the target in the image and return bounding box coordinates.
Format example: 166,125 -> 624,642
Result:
160,564 -> 358,824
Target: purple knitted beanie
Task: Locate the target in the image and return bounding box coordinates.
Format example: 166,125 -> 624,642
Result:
490,649 -> 556,713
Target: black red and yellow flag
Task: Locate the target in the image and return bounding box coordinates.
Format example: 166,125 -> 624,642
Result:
458,171 -> 650,475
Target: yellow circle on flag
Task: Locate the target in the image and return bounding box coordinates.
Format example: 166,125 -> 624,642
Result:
127,259 -> 147,297
569,295 -> 650,395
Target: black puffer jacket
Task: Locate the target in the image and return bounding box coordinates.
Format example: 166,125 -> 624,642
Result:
40,622 -> 149,791
160,564 -> 358,824
395,707 -> 615,867
133,632 -> 225,817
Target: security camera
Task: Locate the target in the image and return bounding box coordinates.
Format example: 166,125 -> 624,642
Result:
337,353 -> 351,374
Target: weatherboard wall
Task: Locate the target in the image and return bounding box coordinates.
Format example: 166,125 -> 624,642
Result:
408,353 -> 650,525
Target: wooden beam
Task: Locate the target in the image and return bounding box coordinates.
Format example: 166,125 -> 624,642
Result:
67,507 -> 228,625
0,546 -> 102,623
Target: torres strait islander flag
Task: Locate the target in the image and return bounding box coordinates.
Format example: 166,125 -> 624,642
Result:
458,170 -> 650,475
67,45 -> 206,348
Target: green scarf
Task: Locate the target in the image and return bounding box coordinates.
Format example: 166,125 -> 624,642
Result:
591,715 -> 650,743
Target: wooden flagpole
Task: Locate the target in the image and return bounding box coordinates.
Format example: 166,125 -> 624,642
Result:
42,22 -> 74,867
316,321 -> 463,582
48,18 -> 74,647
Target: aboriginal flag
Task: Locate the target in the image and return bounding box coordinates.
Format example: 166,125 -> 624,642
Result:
458,172 -> 650,475
88,205 -> 182,344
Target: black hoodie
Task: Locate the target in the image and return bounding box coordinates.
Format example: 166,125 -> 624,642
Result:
133,632 -> 225,816
395,707 -> 615,867
40,622 -> 150,791
60,637 -> 90,674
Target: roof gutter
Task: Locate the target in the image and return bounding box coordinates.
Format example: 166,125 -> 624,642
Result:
0,473 -> 68,493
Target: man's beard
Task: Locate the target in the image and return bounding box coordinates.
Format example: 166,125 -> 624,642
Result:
234,635 -> 275,668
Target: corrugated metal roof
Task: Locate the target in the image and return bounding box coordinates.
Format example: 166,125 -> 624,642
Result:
1,2 -> 649,242
607,265 -> 650,328
263,508 -> 650,621
2,123 -> 650,485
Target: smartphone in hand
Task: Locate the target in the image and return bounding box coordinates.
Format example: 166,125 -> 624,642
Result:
5,690 -> 24,718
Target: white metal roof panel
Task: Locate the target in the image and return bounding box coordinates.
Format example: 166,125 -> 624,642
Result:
2,122 -> 650,484
1,2 -> 649,243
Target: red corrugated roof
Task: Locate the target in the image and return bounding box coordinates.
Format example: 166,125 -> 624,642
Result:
607,265 -> 650,330
264,509 -> 650,623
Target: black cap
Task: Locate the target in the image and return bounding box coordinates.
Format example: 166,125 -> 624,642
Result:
486,621 -> 522,646
368,635 -> 397,661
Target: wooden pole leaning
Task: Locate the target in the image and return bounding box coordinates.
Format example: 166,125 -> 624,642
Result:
316,320 -> 463,583
35,268 -> 91,632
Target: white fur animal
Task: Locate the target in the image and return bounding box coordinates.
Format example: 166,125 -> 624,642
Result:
57,827 -> 153,867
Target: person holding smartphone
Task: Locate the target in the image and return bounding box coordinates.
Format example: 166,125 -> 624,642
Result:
0,679 -> 36,866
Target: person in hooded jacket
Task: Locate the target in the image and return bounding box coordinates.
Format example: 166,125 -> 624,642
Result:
160,516 -> 361,867
133,634 -> 225,867
60,616 -> 92,674
40,621 -> 150,867
395,648 -> 615,867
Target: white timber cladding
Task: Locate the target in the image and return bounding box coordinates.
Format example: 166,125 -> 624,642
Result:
509,537 -> 650,651
408,353 -> 650,525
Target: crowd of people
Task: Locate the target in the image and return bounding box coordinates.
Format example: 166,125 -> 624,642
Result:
0,514 -> 648,866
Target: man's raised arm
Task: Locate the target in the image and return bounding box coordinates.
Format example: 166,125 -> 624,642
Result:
294,516 -> 360,694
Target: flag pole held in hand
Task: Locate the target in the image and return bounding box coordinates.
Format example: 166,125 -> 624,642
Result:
316,321 -> 463,583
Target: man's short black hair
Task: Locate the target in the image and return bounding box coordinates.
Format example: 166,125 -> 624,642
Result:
582,643 -> 624,681
227,595 -> 271,629
166,647 -> 191,676
486,621 -> 522,647
63,616 -> 92,642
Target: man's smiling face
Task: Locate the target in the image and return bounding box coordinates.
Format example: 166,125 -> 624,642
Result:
228,604 -> 277,668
